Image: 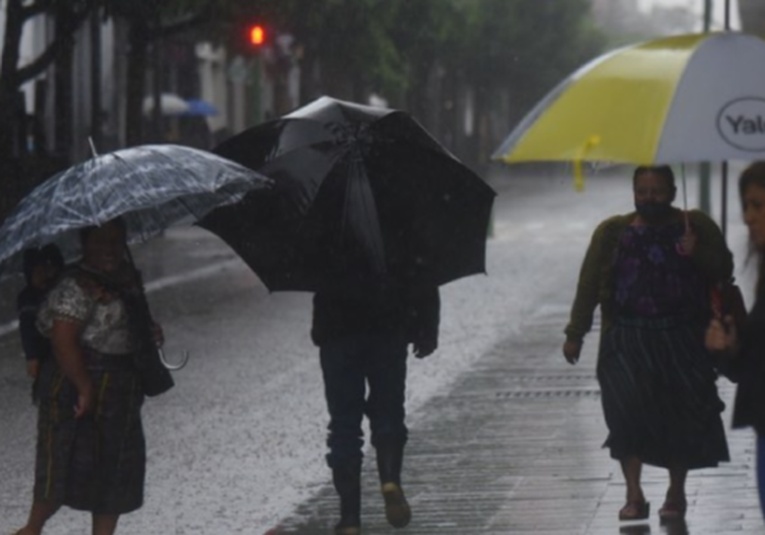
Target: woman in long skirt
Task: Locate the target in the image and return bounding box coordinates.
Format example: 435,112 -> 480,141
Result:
15,218 -> 163,535
563,165 -> 733,522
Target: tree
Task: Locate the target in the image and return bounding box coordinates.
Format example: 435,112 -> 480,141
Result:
0,0 -> 95,161
386,0 -> 460,122
439,0 -> 605,167
229,0 -> 405,104
215,0 -> 605,169
1,0 -> 607,175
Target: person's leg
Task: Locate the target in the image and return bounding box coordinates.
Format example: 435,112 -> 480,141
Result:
15,501 -> 60,535
92,514 -> 120,535
666,467 -> 688,502
330,458 -> 363,535
619,456 -> 649,520
366,335 -> 410,528
659,467 -> 688,521
320,336 -> 366,535
366,336 -> 408,451
756,433 -> 765,520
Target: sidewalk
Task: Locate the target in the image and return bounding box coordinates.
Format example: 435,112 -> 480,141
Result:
267,310 -> 762,534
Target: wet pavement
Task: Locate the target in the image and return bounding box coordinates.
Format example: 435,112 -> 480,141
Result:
267,305 -> 762,534
1,163 -> 763,534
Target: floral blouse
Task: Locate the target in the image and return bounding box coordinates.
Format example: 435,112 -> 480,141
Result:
37,272 -> 138,355
612,222 -> 707,318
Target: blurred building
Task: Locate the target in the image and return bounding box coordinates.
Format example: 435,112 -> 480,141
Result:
1,5 -> 299,163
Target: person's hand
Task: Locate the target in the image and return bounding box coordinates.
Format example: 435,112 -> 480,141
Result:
676,228 -> 697,256
151,322 -> 164,348
563,338 -> 582,365
26,359 -> 40,379
413,339 -> 437,359
705,315 -> 737,354
74,383 -> 95,419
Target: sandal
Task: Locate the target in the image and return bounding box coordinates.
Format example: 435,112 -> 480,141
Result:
619,500 -> 650,521
659,499 -> 687,522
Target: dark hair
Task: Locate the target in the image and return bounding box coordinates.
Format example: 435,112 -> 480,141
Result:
79,217 -> 127,244
632,165 -> 676,191
22,243 -> 64,285
739,161 -> 765,206
738,161 -> 765,295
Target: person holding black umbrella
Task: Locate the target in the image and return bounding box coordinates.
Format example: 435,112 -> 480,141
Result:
199,96 -> 491,534
312,278 -> 439,535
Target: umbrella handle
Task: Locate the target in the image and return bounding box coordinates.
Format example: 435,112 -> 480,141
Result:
679,163 -> 690,234
573,135 -> 600,192
158,347 -> 190,370
124,248 -> 190,370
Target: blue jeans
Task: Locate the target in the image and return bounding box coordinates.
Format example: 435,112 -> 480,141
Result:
319,332 -> 408,468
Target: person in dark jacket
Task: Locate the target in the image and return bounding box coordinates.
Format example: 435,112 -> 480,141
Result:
706,161 -> 765,521
312,280 -> 439,535
16,244 -> 64,404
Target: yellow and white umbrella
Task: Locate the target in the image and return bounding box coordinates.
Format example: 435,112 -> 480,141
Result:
492,32 -> 765,190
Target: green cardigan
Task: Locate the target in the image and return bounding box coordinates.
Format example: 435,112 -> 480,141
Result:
564,208 -> 734,342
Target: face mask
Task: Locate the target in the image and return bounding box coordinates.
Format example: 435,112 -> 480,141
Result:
635,201 -> 673,219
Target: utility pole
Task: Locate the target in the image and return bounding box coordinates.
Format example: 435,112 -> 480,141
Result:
698,0 -> 713,215
247,24 -> 266,126
90,7 -> 102,151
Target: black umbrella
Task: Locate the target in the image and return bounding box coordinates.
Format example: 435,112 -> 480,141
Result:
200,96 -> 496,292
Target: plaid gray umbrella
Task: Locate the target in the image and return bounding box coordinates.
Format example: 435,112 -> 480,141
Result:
0,144 -> 272,274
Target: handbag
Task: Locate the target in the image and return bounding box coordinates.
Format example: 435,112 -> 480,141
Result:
710,278 -> 747,331
118,281 -> 175,397
131,341 -> 175,397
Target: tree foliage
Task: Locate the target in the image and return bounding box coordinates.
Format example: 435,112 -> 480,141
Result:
1,0 -> 606,168
221,0 -> 603,121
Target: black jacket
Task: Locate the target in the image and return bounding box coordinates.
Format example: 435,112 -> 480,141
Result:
16,285 -> 51,362
311,282 -> 440,347
725,292 -> 765,434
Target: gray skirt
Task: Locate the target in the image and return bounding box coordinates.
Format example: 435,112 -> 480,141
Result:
34,349 -> 145,514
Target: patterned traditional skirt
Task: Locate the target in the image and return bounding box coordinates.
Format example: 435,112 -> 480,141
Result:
597,315 -> 729,469
34,349 -> 145,514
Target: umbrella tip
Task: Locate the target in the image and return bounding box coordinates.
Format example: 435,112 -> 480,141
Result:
88,137 -> 99,158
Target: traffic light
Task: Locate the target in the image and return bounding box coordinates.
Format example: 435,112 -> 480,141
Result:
249,24 -> 266,47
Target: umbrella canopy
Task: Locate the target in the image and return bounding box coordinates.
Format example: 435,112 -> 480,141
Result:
142,93 -> 190,116
200,96 -> 496,292
493,32 -> 765,167
183,98 -> 219,116
0,144 -> 272,275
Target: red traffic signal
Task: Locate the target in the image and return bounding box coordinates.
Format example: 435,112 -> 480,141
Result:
249,24 -> 266,46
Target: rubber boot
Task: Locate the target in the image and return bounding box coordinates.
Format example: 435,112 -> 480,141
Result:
376,441 -> 411,528
332,460 -> 362,535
